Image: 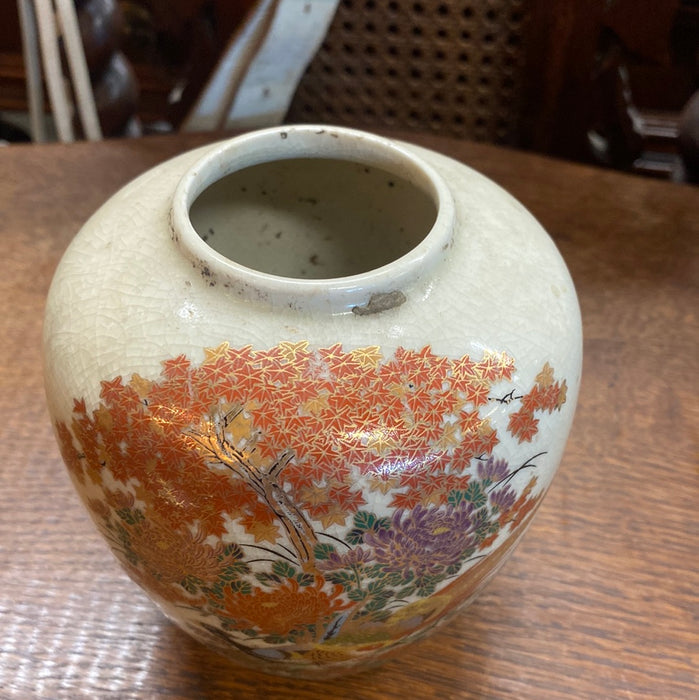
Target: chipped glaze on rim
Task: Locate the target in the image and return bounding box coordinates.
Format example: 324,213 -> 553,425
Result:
171,125 -> 455,314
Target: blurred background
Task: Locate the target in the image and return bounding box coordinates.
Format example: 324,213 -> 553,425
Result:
1,0 -> 697,181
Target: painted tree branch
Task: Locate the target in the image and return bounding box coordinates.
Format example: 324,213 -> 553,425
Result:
188,407 -> 318,570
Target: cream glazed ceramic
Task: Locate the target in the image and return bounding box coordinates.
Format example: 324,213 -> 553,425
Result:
43,125 -> 582,677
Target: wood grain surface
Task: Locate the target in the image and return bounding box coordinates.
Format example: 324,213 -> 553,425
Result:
1,130 -> 697,699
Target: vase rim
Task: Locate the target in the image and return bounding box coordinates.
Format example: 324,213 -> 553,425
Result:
171,125 -> 455,314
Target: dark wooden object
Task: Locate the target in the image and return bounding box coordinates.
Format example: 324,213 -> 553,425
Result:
76,0 -> 139,137
523,0 -> 697,174
1,131 -> 697,698
679,90 -> 699,179
116,0 -> 256,129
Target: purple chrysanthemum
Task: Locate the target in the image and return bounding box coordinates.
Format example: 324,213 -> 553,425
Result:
315,547 -> 373,572
489,486 -> 517,512
364,505 -> 479,579
478,456 -> 510,483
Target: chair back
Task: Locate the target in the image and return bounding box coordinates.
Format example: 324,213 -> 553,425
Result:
286,0 -> 529,144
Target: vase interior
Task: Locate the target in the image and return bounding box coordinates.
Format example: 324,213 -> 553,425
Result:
189,157 -> 437,279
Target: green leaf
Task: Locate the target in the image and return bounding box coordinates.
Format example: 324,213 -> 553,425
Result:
119,508 -> 145,526
415,574 -> 440,597
229,579 -> 252,595
255,572 -> 282,586
416,581 -> 437,597
363,564 -> 385,579
397,584 -> 416,598
365,597 -> 389,612
272,560 -> 297,579
115,507 -> 134,524
296,572 -> 315,587
373,516 -> 391,531
209,582 -> 224,598
346,528 -> 365,545
221,561 -> 249,580
448,490 -> 467,507
367,580 -> 390,595
353,511 -> 376,531
313,542 -> 336,560
222,542 -> 244,560
325,570 -> 355,587
461,547 -> 476,562
347,588 -> 367,601
180,576 -> 200,595
117,508 -> 144,525
287,628 -> 306,643
464,482 -> 487,508
115,524 -> 131,547
399,569 -> 414,584
384,572 -> 405,587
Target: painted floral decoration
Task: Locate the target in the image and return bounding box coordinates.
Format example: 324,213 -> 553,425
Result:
56,342 -> 567,668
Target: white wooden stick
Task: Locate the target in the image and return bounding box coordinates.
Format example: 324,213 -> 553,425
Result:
55,0 -> 102,141
33,0 -> 74,142
16,0 -> 46,142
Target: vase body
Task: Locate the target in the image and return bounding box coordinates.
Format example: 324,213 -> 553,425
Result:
43,126 -> 581,677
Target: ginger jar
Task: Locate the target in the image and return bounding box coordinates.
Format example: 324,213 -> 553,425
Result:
43,125 -> 582,677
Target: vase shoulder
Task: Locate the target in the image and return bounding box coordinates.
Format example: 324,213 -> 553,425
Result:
45,127 -> 580,413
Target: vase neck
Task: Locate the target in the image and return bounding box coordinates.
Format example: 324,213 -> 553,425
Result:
170,125 -> 455,314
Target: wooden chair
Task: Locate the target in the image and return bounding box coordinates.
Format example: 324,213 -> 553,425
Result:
285,0 -> 529,146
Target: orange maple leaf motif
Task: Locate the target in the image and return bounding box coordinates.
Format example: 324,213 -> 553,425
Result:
56,340 -> 569,628
349,345 -> 383,369
197,359 -> 233,389
555,381 -> 568,409
316,501 -> 350,529
161,354 -> 191,380
422,486 -> 447,506
389,489 -> 424,510
129,374 -> 153,399
99,377 -> 125,404
508,364 -> 568,443
203,342 -> 231,364
451,355 -> 477,382
299,482 -> 330,506
277,340 -> 310,363
463,380 -> 491,407
239,510 -> 281,543
302,391 -> 331,417
535,362 -> 555,388
367,474 -> 402,494
262,359 -> 301,385
508,408 -> 539,443
365,428 -> 399,455
436,422 -> 461,451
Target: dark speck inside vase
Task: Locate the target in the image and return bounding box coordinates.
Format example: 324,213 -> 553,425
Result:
189,158 -> 437,279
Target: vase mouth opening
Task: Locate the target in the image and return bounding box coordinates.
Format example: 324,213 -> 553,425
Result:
171,125 -> 454,313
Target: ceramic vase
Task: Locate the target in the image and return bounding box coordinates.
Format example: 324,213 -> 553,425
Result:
43,125 -> 582,677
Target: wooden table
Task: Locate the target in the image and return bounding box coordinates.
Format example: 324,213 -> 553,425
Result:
1,131 -> 697,699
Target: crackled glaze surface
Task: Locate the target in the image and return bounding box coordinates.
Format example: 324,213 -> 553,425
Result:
44,126 -> 582,676
56,342 -> 567,671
